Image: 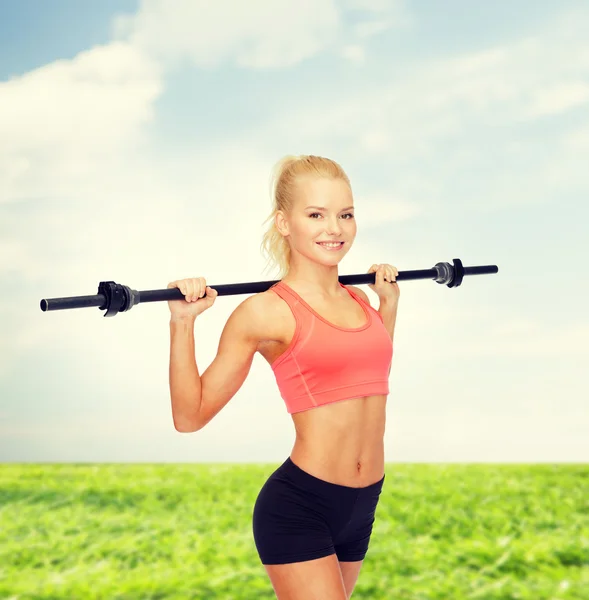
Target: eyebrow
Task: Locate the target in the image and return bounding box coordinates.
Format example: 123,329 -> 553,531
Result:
305,206 -> 354,211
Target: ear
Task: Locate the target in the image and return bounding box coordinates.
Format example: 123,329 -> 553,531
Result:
274,210 -> 289,237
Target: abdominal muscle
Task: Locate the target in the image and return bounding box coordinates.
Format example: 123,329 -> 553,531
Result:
256,290 -> 388,488
289,395 -> 387,488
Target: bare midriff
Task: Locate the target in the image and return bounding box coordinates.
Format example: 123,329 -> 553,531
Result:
256,286 -> 388,488
289,395 -> 386,487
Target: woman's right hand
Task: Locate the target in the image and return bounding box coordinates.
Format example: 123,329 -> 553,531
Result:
167,277 -> 218,320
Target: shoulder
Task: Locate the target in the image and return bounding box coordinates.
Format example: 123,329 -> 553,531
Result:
230,288 -> 283,343
344,284 -> 371,306
252,286 -> 283,314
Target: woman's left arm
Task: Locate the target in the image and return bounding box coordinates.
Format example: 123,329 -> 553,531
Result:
377,298 -> 398,342
350,263 -> 400,342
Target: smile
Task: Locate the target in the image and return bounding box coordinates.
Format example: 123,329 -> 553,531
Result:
316,242 -> 344,251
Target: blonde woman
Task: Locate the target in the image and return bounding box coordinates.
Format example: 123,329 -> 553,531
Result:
168,155 -> 400,599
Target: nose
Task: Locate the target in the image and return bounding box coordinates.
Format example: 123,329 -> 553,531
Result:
325,217 -> 342,236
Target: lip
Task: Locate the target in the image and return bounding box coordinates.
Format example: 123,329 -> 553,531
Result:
316,241 -> 345,251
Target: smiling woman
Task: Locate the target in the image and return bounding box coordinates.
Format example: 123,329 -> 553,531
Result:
163,154 -> 393,599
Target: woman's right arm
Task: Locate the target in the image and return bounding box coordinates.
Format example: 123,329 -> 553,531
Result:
169,295 -> 264,433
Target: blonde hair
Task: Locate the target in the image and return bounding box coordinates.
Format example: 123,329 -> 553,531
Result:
260,154 -> 351,279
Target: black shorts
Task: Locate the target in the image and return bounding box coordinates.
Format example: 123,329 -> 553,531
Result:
252,456 -> 385,565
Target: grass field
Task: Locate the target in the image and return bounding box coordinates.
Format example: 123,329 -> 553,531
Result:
0,463 -> 587,599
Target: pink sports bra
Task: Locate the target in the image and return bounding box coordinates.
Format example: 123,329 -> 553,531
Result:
269,280 -> 393,414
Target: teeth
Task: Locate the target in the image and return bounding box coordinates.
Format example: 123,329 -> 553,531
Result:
319,242 -> 342,247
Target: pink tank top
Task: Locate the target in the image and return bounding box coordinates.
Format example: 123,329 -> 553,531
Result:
269,280 -> 393,414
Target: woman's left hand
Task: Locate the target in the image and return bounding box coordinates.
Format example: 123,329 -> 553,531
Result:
367,263 -> 400,303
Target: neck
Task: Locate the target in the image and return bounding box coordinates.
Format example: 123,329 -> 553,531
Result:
282,266 -> 342,298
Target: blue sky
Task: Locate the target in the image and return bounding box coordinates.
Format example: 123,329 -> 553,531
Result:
1,0 -> 587,463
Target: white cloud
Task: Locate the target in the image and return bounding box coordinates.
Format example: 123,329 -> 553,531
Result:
340,44 -> 366,65
524,81 -> 589,119
563,122 -> 589,151
343,0 -> 389,9
342,0 -> 402,17
353,19 -> 396,38
0,42 -> 162,202
355,193 -> 422,226
112,0 -> 407,70
113,0 -> 342,69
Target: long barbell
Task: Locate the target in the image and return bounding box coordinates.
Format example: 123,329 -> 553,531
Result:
39,258 -> 498,318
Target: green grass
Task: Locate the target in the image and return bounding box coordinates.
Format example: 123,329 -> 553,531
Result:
1,463 -> 587,599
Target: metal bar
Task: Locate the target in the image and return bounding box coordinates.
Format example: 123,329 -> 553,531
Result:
39,258 -> 498,317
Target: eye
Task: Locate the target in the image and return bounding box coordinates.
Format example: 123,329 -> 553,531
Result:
309,213 -> 355,219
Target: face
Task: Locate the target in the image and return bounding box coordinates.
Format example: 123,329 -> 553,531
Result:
275,176 -> 356,266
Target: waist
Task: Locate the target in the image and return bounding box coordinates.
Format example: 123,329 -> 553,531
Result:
282,455 -> 385,493
289,394 -> 387,484
290,443 -> 385,487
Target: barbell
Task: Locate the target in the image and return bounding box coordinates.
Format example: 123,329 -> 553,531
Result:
39,257 -> 498,318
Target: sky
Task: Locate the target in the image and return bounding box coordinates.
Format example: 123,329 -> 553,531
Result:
0,0 -> 587,463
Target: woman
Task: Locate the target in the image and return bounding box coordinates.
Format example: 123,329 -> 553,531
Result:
167,155 -> 400,599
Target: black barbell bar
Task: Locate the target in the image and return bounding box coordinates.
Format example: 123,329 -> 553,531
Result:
39,258 -> 498,318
